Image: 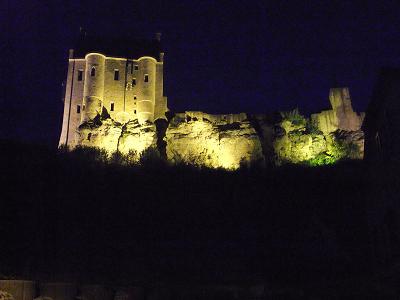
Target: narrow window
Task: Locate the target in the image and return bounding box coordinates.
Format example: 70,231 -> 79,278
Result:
110,102 -> 114,112
134,96 -> 137,100
78,70 -> 83,81
134,65 -> 139,70
134,110 -> 137,114
77,105 -> 81,114
91,66 -> 96,77
114,69 -> 119,80
132,78 -> 136,85
144,74 -> 149,82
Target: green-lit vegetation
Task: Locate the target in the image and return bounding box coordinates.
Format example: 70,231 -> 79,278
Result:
276,109 -> 362,166
280,108 -> 307,127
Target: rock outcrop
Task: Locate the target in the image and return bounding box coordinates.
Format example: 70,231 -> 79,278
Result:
273,110 -> 364,165
165,112 -> 264,169
78,118 -> 157,161
73,97 -> 364,168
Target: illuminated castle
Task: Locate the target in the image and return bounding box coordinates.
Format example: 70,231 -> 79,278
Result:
59,33 -> 168,147
58,34 -> 365,169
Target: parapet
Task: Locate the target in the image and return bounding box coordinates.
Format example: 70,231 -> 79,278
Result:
182,111 -> 247,124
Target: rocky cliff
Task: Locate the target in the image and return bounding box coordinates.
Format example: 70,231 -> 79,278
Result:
165,112 -> 264,169
273,110 -> 364,165
74,108 -> 364,169
78,117 -> 157,162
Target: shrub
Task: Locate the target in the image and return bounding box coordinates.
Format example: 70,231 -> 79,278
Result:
280,108 -> 307,127
306,119 -> 322,135
67,145 -> 108,164
139,147 -> 165,167
307,153 -> 337,166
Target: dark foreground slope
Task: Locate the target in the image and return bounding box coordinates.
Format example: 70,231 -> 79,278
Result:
1,140 -> 399,290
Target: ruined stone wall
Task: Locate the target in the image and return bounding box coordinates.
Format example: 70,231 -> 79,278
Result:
311,88 -> 364,134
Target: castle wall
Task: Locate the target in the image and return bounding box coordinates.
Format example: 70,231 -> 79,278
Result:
136,57 -> 156,123
103,58 -> 133,123
82,54 -> 106,122
154,63 -> 167,120
123,60 -> 140,122
311,110 -> 337,133
59,59 -> 86,147
183,111 -> 247,124
59,50 -> 167,148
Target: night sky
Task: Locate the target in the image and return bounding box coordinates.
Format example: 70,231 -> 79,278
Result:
4,1 -> 400,146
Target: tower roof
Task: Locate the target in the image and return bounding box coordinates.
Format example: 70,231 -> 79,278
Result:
73,34 -> 163,61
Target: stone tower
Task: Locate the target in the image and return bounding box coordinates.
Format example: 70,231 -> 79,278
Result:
311,87 -> 364,133
59,34 -> 168,147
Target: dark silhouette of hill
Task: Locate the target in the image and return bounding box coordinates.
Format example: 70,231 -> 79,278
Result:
1,139 -> 399,291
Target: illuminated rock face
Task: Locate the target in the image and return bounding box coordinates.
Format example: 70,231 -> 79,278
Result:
270,87 -> 365,165
274,114 -> 364,165
165,112 -> 264,169
64,79 -> 365,167
274,131 -> 327,163
77,118 -> 157,160
72,108 -> 364,167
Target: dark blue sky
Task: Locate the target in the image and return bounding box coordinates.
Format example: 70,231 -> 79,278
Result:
4,1 -> 400,145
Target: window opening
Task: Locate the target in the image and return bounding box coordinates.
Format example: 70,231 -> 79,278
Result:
78,70 -> 83,81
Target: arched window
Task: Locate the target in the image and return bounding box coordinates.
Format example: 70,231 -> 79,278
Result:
91,66 -> 96,77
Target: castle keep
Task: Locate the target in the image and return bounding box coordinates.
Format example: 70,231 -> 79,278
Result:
59,34 -> 168,147
59,35 -> 365,168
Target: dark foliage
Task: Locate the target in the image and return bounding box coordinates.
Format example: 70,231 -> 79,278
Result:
1,139 -> 400,292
